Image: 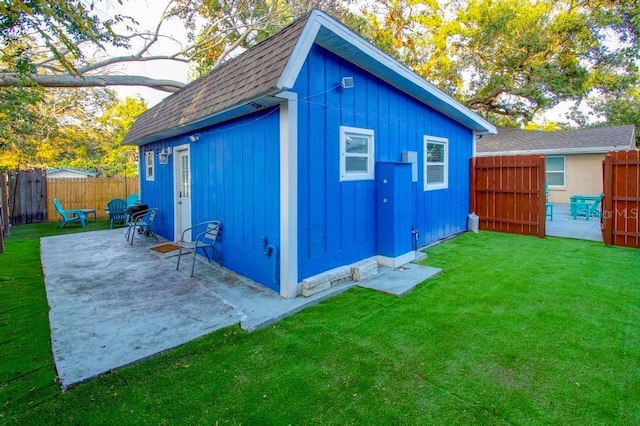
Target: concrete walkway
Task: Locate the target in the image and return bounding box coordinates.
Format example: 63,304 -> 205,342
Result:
546,203 -> 602,241
41,229 -> 439,389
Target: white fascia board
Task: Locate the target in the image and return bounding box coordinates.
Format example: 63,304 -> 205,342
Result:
277,10 -> 496,135
476,146 -> 634,157
276,15 -> 322,89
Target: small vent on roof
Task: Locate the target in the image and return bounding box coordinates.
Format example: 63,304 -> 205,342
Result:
249,101 -> 267,110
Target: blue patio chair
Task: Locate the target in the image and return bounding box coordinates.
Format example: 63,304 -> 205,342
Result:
53,198 -> 86,229
107,198 -> 128,229
126,194 -> 140,207
176,221 -> 222,277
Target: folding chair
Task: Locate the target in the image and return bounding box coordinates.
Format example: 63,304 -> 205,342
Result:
176,221 -> 222,277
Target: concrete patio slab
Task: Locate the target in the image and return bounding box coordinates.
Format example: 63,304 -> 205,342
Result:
359,263 -> 442,296
546,203 -> 602,242
41,229 -> 357,389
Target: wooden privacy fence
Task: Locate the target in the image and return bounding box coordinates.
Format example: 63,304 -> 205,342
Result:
471,155 -> 546,238
8,170 -> 48,225
602,150 -> 640,248
47,176 -> 139,222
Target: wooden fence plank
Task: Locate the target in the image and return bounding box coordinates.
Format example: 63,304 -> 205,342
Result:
7,170 -> 47,225
472,154 -> 545,238
47,177 -> 139,222
603,150 -> 640,248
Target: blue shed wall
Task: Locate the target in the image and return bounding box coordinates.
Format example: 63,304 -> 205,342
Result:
294,45 -> 473,280
139,108 -> 281,290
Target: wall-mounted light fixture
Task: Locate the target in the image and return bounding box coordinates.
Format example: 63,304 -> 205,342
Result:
188,134 -> 200,143
158,147 -> 172,164
341,77 -> 354,89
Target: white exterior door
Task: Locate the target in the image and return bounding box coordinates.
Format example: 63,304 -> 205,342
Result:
174,145 -> 191,240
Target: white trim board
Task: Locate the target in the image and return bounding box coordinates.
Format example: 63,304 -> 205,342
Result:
276,91 -> 299,298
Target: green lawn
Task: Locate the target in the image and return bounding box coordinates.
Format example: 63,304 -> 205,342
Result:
1,224 -> 639,424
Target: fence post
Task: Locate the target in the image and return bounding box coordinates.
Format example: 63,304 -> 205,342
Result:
537,155 -> 546,238
1,172 -> 9,237
602,153 -> 614,245
0,172 -> 8,252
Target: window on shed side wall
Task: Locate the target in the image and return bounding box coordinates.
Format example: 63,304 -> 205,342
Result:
546,156 -> 565,187
340,126 -> 374,181
145,151 -> 155,181
424,136 -> 448,191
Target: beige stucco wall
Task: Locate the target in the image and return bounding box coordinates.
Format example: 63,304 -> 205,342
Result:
547,153 -> 604,203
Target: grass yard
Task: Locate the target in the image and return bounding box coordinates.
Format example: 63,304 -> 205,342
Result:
1,223 -> 639,424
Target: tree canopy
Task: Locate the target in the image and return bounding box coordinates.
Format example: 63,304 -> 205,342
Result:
359,0 -> 639,125
0,87 -> 147,173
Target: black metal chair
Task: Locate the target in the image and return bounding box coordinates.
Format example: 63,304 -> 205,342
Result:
176,221 -> 222,277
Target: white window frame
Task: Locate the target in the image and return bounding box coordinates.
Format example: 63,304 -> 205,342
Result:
546,155 -> 566,188
424,136 -> 449,191
340,126 -> 375,181
144,150 -> 155,181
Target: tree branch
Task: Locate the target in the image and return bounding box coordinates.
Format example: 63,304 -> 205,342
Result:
0,73 -> 185,92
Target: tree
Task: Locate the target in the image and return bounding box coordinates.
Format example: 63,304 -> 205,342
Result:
0,85 -> 50,169
173,0 -> 357,78
578,86 -> 640,146
0,0 -> 356,92
359,0 -> 639,125
0,87 -> 147,173
98,95 -> 148,176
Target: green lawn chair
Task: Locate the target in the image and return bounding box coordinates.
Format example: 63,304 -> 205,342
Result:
53,198 -> 87,229
107,198 -> 128,229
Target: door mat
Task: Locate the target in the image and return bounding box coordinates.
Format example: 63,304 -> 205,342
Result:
150,243 -> 180,253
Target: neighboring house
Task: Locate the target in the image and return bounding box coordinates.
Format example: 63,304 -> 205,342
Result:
46,167 -> 98,178
477,125 -> 636,203
123,10 -> 496,297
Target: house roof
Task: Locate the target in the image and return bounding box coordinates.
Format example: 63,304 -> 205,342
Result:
46,167 -> 98,177
476,125 -> 637,156
123,10 -> 496,146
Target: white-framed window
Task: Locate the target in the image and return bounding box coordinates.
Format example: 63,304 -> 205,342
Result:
546,156 -> 565,187
340,126 -> 375,181
144,151 -> 155,181
424,136 -> 448,191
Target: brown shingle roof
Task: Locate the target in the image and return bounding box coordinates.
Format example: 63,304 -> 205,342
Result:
122,15 -> 310,146
477,125 -> 636,155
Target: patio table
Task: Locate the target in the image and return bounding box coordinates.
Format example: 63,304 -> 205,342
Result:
78,208 -> 97,222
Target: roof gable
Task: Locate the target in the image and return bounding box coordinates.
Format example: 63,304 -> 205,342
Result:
477,125 -> 636,155
124,10 -> 496,146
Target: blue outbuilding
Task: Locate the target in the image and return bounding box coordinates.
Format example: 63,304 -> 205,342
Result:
123,10 -> 496,298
